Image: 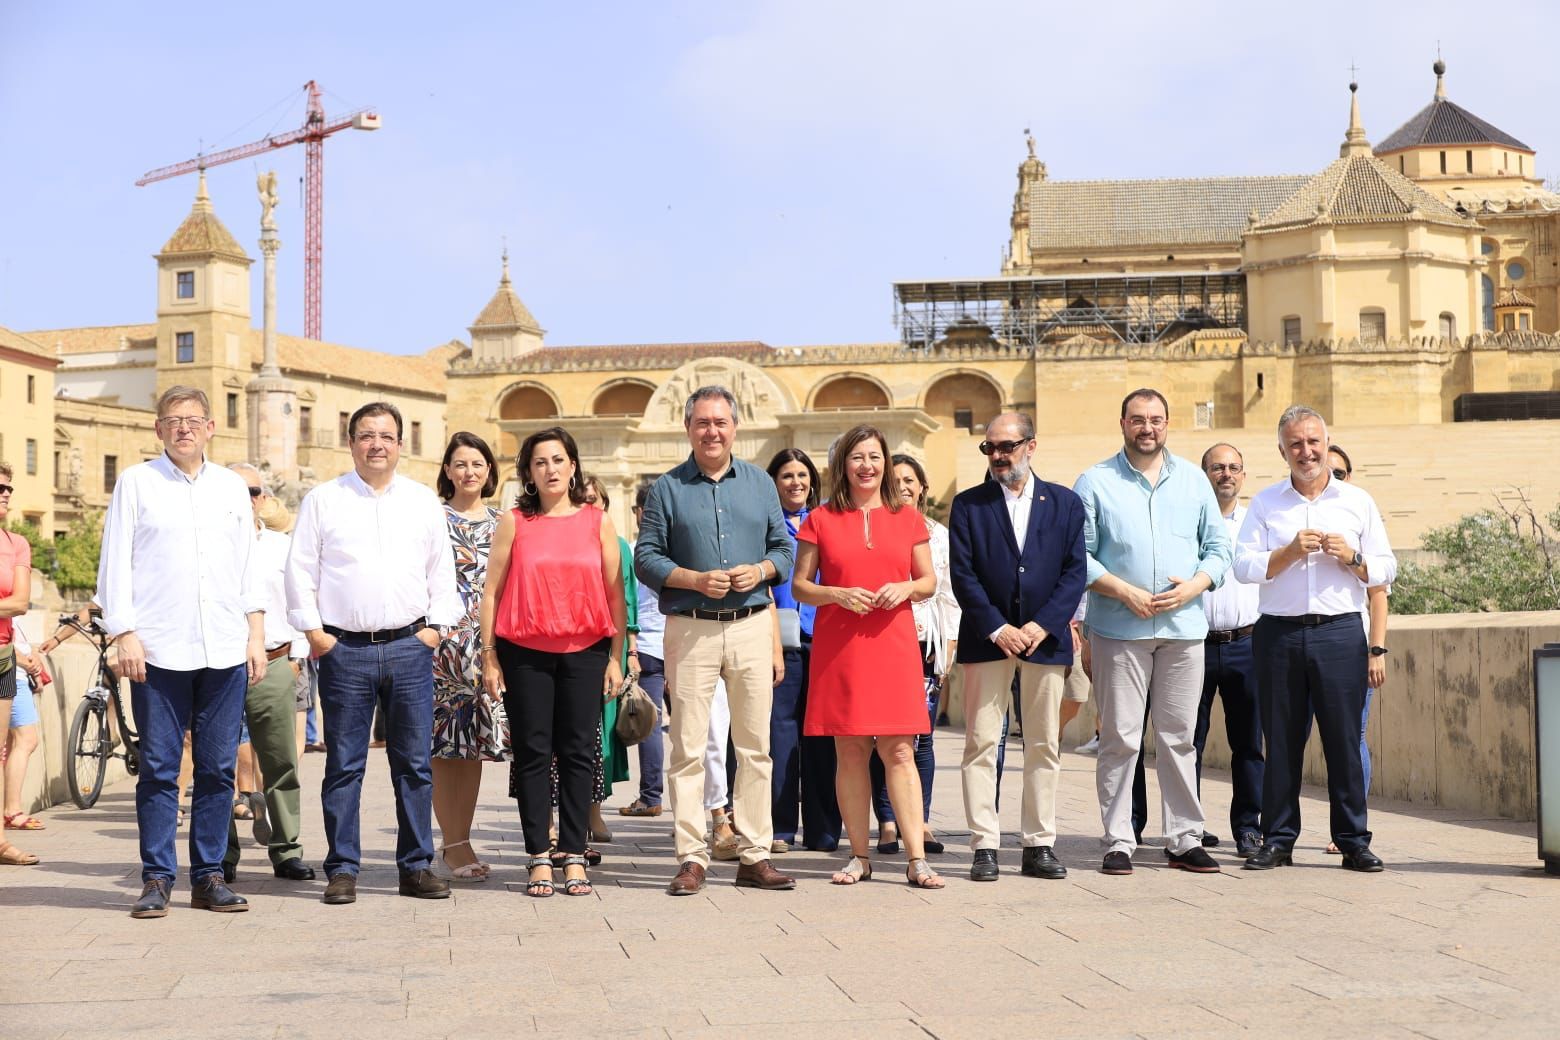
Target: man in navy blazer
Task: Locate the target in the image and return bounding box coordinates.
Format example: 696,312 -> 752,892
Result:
949,412 -> 1087,882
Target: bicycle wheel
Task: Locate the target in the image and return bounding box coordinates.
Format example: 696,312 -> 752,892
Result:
67,696 -> 110,809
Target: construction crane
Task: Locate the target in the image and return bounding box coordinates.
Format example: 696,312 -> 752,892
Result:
136,80 -> 381,341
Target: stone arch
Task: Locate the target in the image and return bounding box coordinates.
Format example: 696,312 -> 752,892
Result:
591,379 -> 655,417
643,356 -> 794,428
495,381 -> 561,421
919,369 -> 1004,433
808,373 -> 891,410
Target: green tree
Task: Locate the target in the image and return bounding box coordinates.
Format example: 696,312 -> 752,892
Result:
1392,493 -> 1560,614
52,511 -> 103,592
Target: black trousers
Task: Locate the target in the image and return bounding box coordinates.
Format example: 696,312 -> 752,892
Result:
1253,614 -> 1370,853
498,637 -> 609,857
1193,634 -> 1264,838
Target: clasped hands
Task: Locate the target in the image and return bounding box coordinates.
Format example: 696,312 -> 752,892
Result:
832,582 -> 913,615
1290,528 -> 1357,565
1119,575 -> 1202,620
994,622 -> 1047,658
692,564 -> 766,598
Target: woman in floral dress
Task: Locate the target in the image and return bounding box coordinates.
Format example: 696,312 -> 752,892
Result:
432,432 -> 510,880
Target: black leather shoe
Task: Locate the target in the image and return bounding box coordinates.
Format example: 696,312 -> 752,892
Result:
969,849 -> 999,882
1020,846 -> 1067,879
1244,844 -> 1293,870
1165,846 -> 1221,873
399,868 -> 451,899
221,862 -> 237,884
1201,832 -> 1221,848
1101,851 -> 1133,875
322,872 -> 357,904
190,875 -> 249,912
1341,847 -> 1384,872
273,858 -> 317,881
1235,831 -> 1262,858
130,879 -> 171,919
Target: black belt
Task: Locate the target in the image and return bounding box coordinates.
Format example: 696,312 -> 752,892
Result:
323,617 -> 427,645
675,605 -> 763,623
1206,625 -> 1254,644
1266,612 -> 1353,627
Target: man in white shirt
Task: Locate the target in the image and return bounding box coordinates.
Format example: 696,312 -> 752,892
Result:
286,402 -> 460,904
1234,405 -> 1397,873
97,386 -> 266,918
222,463 -> 315,884
1195,444 -> 1265,858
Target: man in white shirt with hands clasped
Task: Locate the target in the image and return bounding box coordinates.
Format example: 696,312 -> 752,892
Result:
1234,405 -> 1396,873
286,402 -> 461,905
97,386 -> 266,919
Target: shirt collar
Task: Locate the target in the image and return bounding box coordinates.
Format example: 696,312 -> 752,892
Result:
684,454 -> 737,483
152,451 -> 209,484
1001,477 -> 1036,504
1282,472 -> 1341,502
1116,448 -> 1174,486
344,469 -> 398,497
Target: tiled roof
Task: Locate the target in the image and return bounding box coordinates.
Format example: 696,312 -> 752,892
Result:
157,174 -> 250,262
471,258 -> 542,332
1377,98 -> 1530,153
28,324 -> 158,355
0,324 -> 55,362
1496,287 -> 1535,308
1028,176 -> 1309,251
1252,154 -> 1472,232
530,341 -> 774,366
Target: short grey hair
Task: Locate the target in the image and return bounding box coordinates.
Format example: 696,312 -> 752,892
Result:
227,461 -> 263,482
988,411 -> 1035,440
1276,404 -> 1326,443
156,385 -> 210,419
683,385 -> 739,426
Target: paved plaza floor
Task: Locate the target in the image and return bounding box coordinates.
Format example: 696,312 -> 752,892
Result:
3,730 -> 1559,1040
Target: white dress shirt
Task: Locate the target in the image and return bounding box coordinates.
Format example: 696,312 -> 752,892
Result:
1233,476 -> 1397,617
912,517 -> 962,673
1201,504 -> 1262,631
97,454 -> 262,671
285,470 -> 460,633
255,527 -> 308,658
988,477 -> 1037,642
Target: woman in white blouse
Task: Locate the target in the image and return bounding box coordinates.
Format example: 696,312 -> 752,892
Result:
869,454 -> 960,855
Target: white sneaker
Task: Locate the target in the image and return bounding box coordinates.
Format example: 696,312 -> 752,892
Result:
1075,735 -> 1100,755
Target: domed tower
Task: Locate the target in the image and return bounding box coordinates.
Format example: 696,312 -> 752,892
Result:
468,250 -> 545,363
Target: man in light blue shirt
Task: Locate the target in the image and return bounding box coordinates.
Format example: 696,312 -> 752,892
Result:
1073,388 -> 1230,876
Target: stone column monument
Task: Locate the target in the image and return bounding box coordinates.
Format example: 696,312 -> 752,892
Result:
245,169 -> 300,496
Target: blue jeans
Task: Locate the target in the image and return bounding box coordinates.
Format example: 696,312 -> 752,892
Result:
317,636 -> 436,877
130,663 -> 247,884
635,652 -> 667,807
1360,686 -> 1374,793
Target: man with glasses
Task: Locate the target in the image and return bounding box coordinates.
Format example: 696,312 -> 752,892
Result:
1236,408 -> 1395,872
1074,388 -> 1230,876
948,412 -> 1086,882
286,401 -> 460,904
98,386 -> 266,917
222,463 -> 316,885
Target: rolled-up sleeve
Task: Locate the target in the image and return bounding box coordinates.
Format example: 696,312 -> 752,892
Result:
96,472 -> 138,639
633,479 -> 676,593
285,490 -> 325,632
1072,472 -> 1109,587
1360,499 -> 1397,587
1193,483 -> 1231,589
1232,498 -> 1275,585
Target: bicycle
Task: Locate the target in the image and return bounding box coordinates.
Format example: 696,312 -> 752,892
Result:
58,612 -> 140,808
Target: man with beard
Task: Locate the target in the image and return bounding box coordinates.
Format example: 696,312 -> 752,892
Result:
1073,389 -> 1230,876
948,412 -> 1086,882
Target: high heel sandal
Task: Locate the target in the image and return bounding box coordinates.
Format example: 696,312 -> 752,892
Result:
525,857 -> 554,898
831,856 -> 872,885
440,840 -> 488,881
906,857 -> 945,889
561,854 -> 593,896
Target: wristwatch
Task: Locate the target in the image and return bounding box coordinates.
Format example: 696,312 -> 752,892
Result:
1369,646 -> 1389,657
1349,551 -> 1364,568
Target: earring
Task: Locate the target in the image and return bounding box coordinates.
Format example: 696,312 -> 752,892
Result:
523,481 -> 537,496
569,474 -> 579,490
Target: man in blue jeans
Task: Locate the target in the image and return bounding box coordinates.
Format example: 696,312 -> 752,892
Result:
97,385 -> 267,918
286,401 -> 461,904
620,486 -> 668,817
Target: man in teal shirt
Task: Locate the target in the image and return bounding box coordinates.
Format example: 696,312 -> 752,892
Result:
1073,388 -> 1230,876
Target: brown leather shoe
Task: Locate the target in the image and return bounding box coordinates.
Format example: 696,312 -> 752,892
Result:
399,868 -> 451,899
734,858 -> 796,891
666,860 -> 706,896
322,872 -> 357,905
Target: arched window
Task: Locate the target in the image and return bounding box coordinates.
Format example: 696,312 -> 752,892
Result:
1481,275 -> 1495,331
591,381 -> 654,417
1439,312 -> 1456,342
1358,308 -> 1386,343
498,384 -> 559,420
811,376 -> 889,410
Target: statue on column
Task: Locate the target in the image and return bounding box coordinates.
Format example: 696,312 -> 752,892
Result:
257,170 -> 279,231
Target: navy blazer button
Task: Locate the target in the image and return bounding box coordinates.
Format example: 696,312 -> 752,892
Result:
1018,566 -> 1026,573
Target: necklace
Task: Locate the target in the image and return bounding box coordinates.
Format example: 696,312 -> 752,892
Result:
862,505 -> 875,549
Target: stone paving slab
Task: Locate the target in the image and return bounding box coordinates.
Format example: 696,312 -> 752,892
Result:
4,732 -> 1560,1039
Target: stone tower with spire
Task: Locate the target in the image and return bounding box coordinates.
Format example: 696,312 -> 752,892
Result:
1004,131 -> 1048,273
469,250 -> 545,363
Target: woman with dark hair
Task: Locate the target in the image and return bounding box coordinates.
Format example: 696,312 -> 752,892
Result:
791,426 -> 944,888
765,447 -> 840,852
430,431 -> 508,881
480,427 -> 626,897
868,453 -> 958,855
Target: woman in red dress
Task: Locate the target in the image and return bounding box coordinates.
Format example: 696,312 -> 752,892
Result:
792,425 -> 943,889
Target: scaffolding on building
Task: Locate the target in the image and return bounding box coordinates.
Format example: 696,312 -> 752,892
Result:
893,272 -> 1249,349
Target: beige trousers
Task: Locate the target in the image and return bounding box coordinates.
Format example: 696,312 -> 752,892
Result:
960,658 -> 1065,850
665,612 -> 775,867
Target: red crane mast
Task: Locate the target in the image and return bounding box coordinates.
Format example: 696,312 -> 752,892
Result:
137,81 -> 381,341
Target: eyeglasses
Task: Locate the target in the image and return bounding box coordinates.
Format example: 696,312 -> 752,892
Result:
1205,464 -> 1243,474
157,415 -> 209,431
978,438 -> 1033,457
1331,468 -> 1350,481
354,432 -> 399,445
1125,417 -> 1167,430
247,486 -> 264,498
0,484 -> 12,496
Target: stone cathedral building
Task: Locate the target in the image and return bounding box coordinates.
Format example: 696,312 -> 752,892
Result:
6,61 -> 1559,545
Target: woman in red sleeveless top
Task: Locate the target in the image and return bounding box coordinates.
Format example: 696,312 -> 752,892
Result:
479,427 -> 626,898
791,425 -> 943,890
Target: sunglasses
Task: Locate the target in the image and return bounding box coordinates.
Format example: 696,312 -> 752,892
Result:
0,484 -> 12,495
979,438 -> 1032,457
1331,468 -> 1350,481
247,486 -> 264,498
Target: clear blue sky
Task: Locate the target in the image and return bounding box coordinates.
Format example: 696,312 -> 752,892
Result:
3,2 -> 1556,353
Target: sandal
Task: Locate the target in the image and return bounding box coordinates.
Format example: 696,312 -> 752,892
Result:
0,841 -> 39,866
4,812 -> 45,831
440,841 -> 488,881
906,857 -> 945,889
831,855 -> 872,885
618,799 -> 663,817
550,846 -> 602,868
561,854 -> 593,896
525,857 -> 554,898
232,796 -> 254,821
